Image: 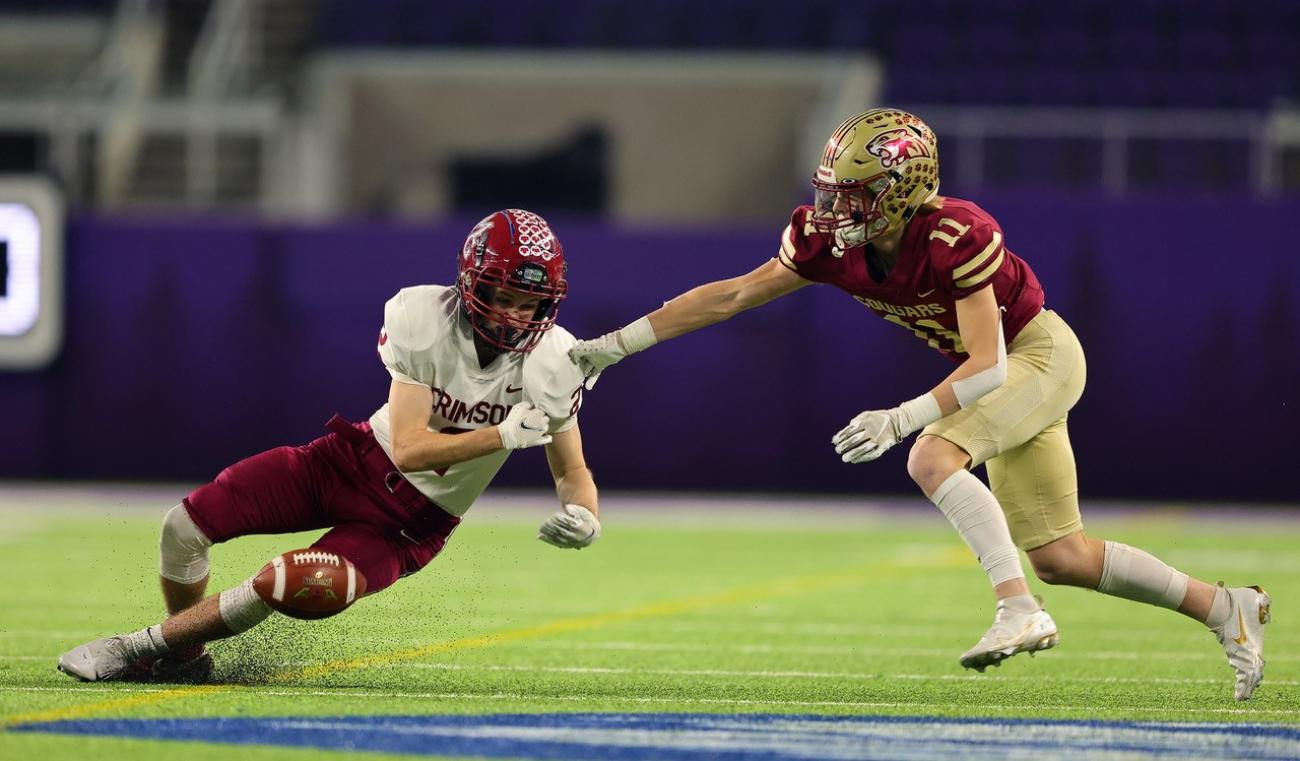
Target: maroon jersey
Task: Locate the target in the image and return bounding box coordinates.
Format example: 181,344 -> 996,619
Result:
777,198 -> 1045,362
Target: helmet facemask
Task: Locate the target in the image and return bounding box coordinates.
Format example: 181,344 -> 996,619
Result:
456,209 -> 569,354
811,170 -> 898,251
459,263 -> 566,353
810,109 -> 941,253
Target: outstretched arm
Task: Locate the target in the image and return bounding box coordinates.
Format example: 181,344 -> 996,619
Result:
643,257 -> 811,342
570,258 -> 810,380
537,425 -> 602,549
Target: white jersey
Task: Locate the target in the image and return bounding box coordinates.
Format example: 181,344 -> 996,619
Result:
368,285 -> 585,516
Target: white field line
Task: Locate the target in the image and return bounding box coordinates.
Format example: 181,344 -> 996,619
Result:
6,655 -> 1298,688
2,685 -> 1298,719
481,639 -> 1300,663
8,643 -> 1298,664
0,630 -> 123,639
0,618 -> 540,637
13,638 -> 1293,663
591,619 -> 1299,642
12,638 -> 1259,663
0,625 -> 1234,639
8,618 -> 1298,649
380,662 -> 1300,687
5,620 -> 1293,648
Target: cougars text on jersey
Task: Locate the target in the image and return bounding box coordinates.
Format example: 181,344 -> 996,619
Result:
777,198 -> 1045,362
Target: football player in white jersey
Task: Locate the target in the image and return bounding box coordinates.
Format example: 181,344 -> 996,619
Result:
57,209 -> 601,684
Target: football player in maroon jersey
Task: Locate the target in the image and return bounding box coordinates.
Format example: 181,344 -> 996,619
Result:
571,109 -> 1270,700
57,210 -> 601,684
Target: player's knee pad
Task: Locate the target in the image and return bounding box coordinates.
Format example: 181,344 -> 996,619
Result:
159,504 -> 213,584
218,577 -> 273,634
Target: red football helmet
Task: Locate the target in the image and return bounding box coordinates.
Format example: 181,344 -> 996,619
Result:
457,209 -> 568,352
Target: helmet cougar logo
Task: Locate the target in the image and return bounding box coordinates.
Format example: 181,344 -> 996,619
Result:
809,109 -> 941,248
866,128 -> 932,169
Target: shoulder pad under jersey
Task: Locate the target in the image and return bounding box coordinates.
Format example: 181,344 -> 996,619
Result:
522,326 -> 585,425
377,286 -> 452,386
919,204 -> 1005,299
776,205 -> 836,280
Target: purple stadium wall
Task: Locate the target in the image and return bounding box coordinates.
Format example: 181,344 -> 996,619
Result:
1,193 -> 1296,502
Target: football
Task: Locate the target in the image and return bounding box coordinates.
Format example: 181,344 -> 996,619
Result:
251,549 -> 366,620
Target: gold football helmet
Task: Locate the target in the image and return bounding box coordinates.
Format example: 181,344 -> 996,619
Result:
811,108 -> 940,250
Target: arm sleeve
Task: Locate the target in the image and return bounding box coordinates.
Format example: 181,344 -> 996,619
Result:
377,293 -> 424,387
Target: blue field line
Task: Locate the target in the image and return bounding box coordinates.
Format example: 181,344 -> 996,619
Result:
10,712 -> 1300,760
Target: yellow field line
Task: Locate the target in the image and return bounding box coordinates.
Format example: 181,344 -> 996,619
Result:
3,546 -> 969,727
2,685 -> 230,727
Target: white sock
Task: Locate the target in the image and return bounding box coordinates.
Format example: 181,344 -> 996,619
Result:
1097,541 -> 1189,610
218,577 -> 273,634
1000,593 -> 1040,614
930,470 -> 1025,587
1205,585 -> 1231,629
121,623 -> 170,660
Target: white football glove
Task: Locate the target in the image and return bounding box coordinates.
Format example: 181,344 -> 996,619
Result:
832,394 -> 942,464
567,333 -> 623,389
538,503 -> 601,549
568,316 -> 658,389
833,409 -> 903,464
497,401 -> 552,450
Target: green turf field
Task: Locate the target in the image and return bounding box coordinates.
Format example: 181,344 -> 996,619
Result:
1,490 -> 1297,759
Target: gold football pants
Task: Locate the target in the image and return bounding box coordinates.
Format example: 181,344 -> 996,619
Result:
922,309 -> 1087,550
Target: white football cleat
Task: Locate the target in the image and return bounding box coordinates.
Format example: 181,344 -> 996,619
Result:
57,635 -> 133,682
959,598 -> 1059,672
1211,583 -> 1271,701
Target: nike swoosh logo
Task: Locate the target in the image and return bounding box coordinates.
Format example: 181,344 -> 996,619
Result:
506,385 -> 523,394
1233,609 -> 1249,645
993,620 -> 1036,647
399,529 -> 419,544
521,423 -> 543,432
918,289 -> 936,297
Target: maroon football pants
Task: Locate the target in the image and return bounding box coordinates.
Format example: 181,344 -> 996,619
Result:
183,415 -> 460,594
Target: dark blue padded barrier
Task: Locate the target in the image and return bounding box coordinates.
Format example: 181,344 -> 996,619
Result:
316,0 -> 1300,109
0,0 -> 113,11
1,192 -> 1296,502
